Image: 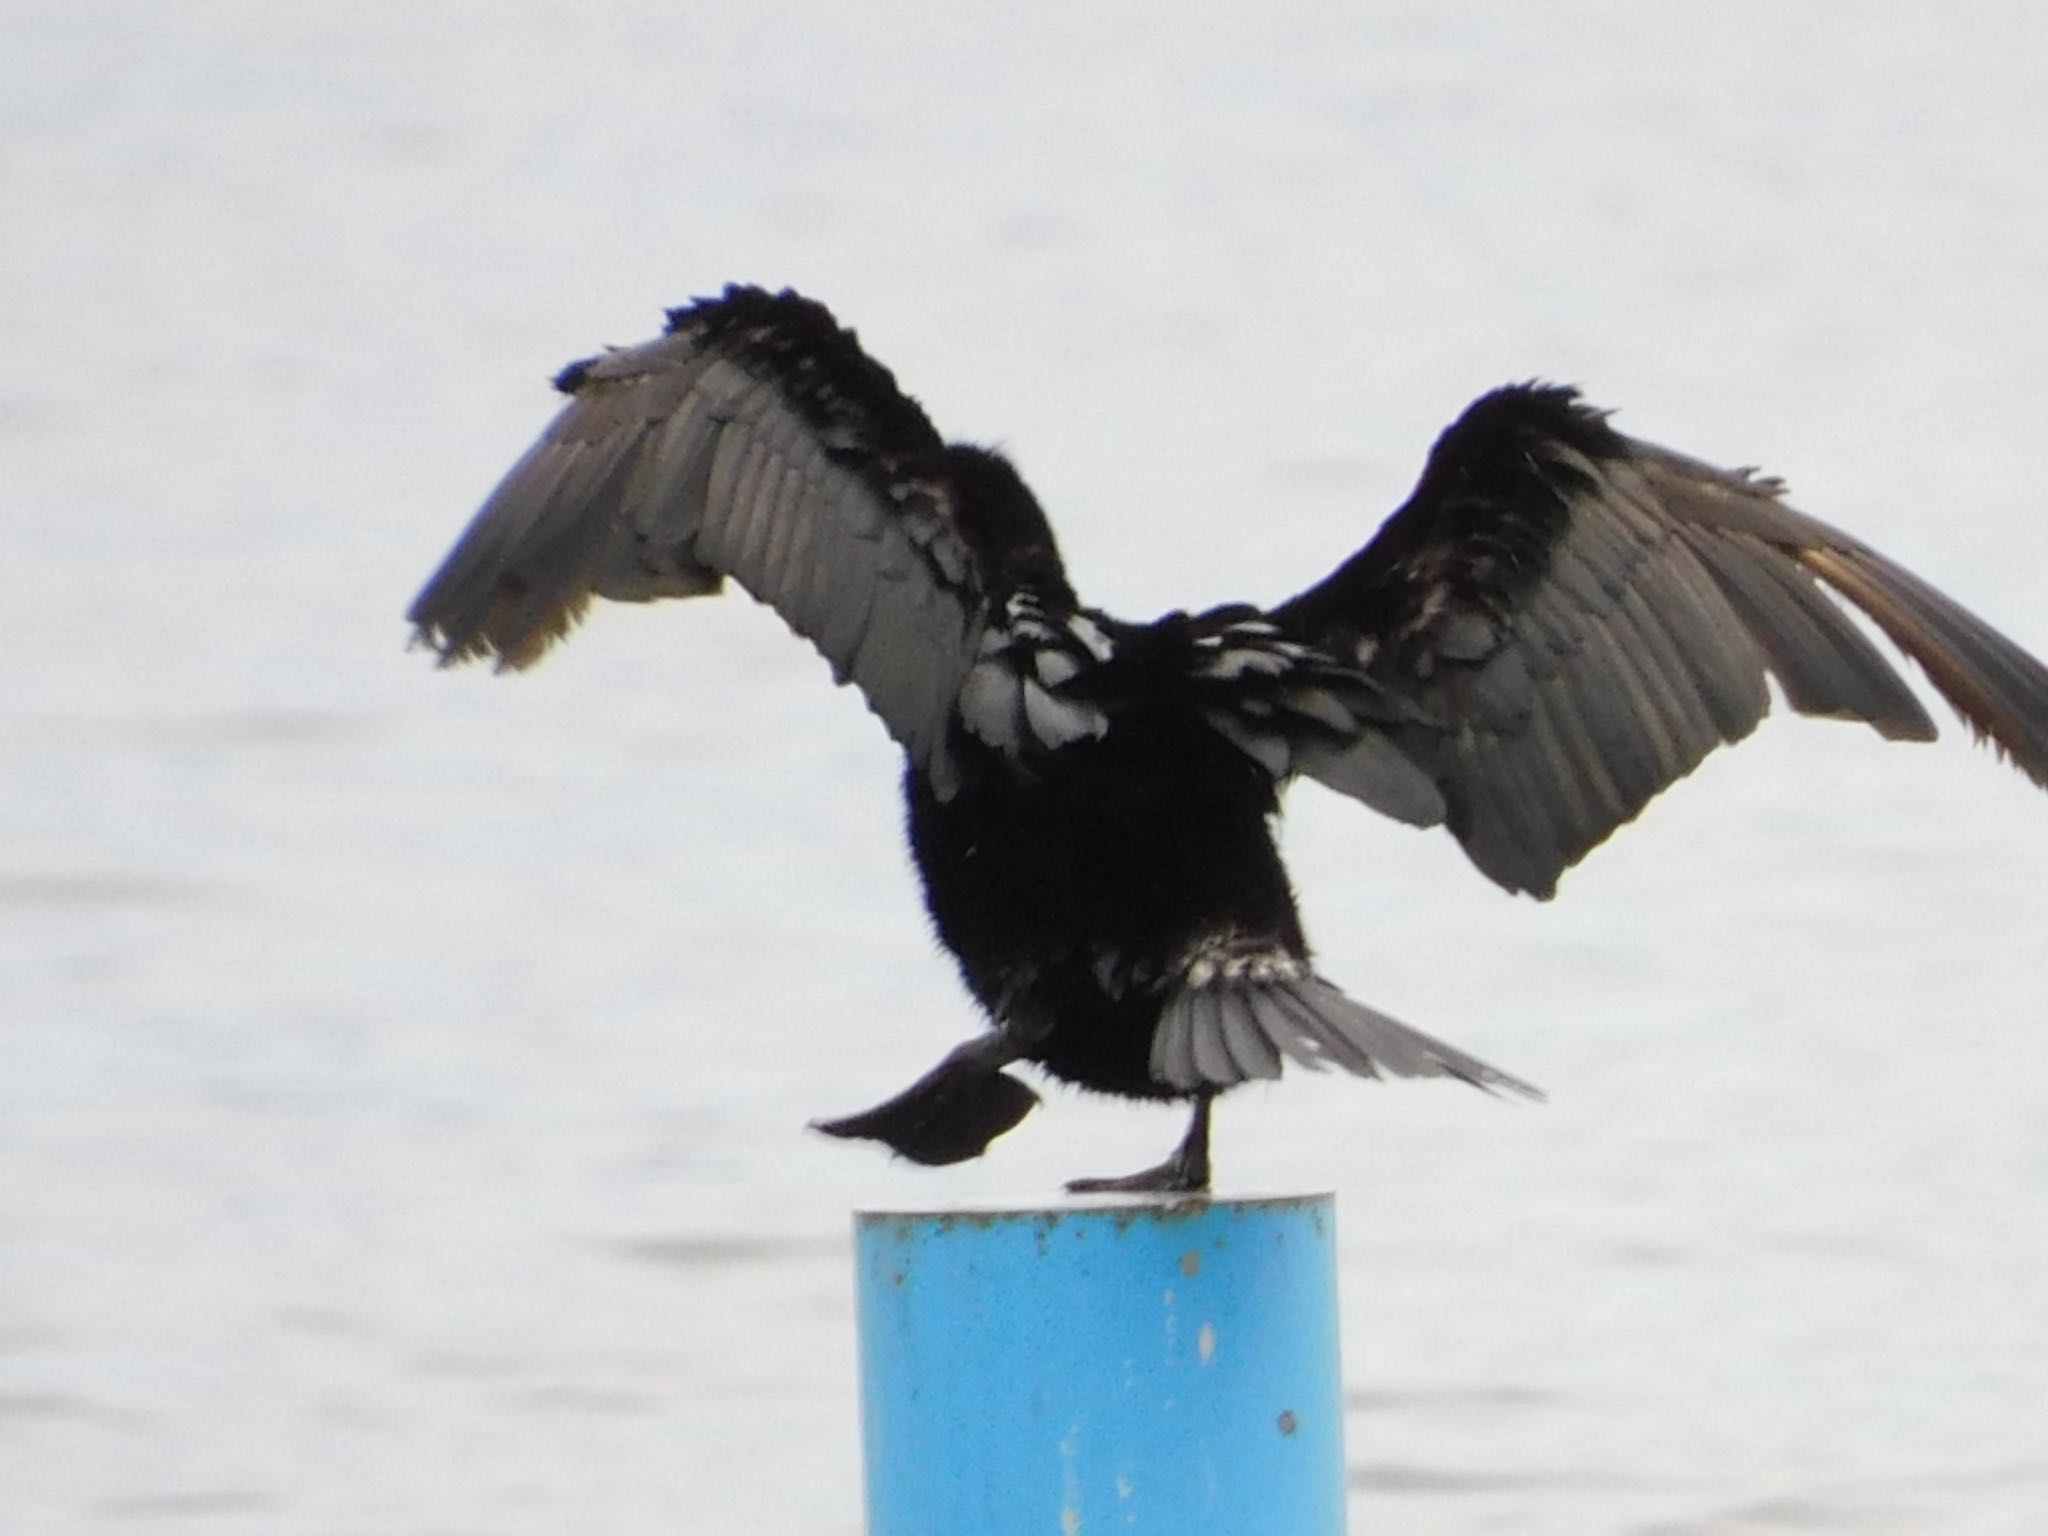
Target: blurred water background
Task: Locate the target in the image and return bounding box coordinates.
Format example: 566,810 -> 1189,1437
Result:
8,4 -> 2048,1532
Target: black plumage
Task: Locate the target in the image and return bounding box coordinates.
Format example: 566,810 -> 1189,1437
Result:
410,284 -> 2048,1192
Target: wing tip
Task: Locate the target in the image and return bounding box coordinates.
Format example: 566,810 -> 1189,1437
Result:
404,585 -> 589,674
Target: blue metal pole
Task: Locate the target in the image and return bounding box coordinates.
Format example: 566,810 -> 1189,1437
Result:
854,1194 -> 1346,1534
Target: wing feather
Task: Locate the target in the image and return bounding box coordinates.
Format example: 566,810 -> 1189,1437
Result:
1801,544 -> 2048,761
408,286 -> 1078,788
1678,527 -> 1929,732
1271,384 -> 2048,895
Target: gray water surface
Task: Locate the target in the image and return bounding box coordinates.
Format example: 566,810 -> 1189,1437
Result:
8,5 -> 2048,1532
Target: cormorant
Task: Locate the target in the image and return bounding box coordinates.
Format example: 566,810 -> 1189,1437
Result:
409,284 -> 2048,1193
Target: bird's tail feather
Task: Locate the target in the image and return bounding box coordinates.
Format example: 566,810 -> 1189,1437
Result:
1151,973 -> 1543,1099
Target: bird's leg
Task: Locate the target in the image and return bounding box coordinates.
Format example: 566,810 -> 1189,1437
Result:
1066,1093 -> 1214,1196
811,1031 -> 1040,1167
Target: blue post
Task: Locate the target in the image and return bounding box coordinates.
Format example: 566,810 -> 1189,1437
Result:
853,1194 -> 1346,1534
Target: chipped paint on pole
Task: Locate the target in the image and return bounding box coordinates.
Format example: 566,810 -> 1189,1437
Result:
853,1194 -> 1347,1534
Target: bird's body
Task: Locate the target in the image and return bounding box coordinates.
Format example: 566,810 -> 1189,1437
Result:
913,612 -> 1313,1068
907,662 -> 1299,1106
411,284 -> 2048,1191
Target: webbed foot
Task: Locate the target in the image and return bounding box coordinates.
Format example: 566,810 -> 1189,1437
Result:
812,1038 -> 1039,1166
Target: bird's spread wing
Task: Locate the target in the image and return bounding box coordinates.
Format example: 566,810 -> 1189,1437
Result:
408,285 -> 1084,792
1267,384 -> 2048,897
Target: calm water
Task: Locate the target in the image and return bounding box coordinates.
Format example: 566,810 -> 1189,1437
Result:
8,4 -> 2048,1532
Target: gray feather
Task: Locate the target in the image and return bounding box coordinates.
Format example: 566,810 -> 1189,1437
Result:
1186,988 -> 1239,1088
1216,988 -> 1286,1081
1149,966 -> 1540,1100
1153,994 -> 1201,1091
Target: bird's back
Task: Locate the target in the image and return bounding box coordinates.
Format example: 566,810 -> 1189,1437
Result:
906,626 -> 1306,1100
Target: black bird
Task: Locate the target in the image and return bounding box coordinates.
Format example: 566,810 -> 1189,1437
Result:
410,284 -> 2048,1193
